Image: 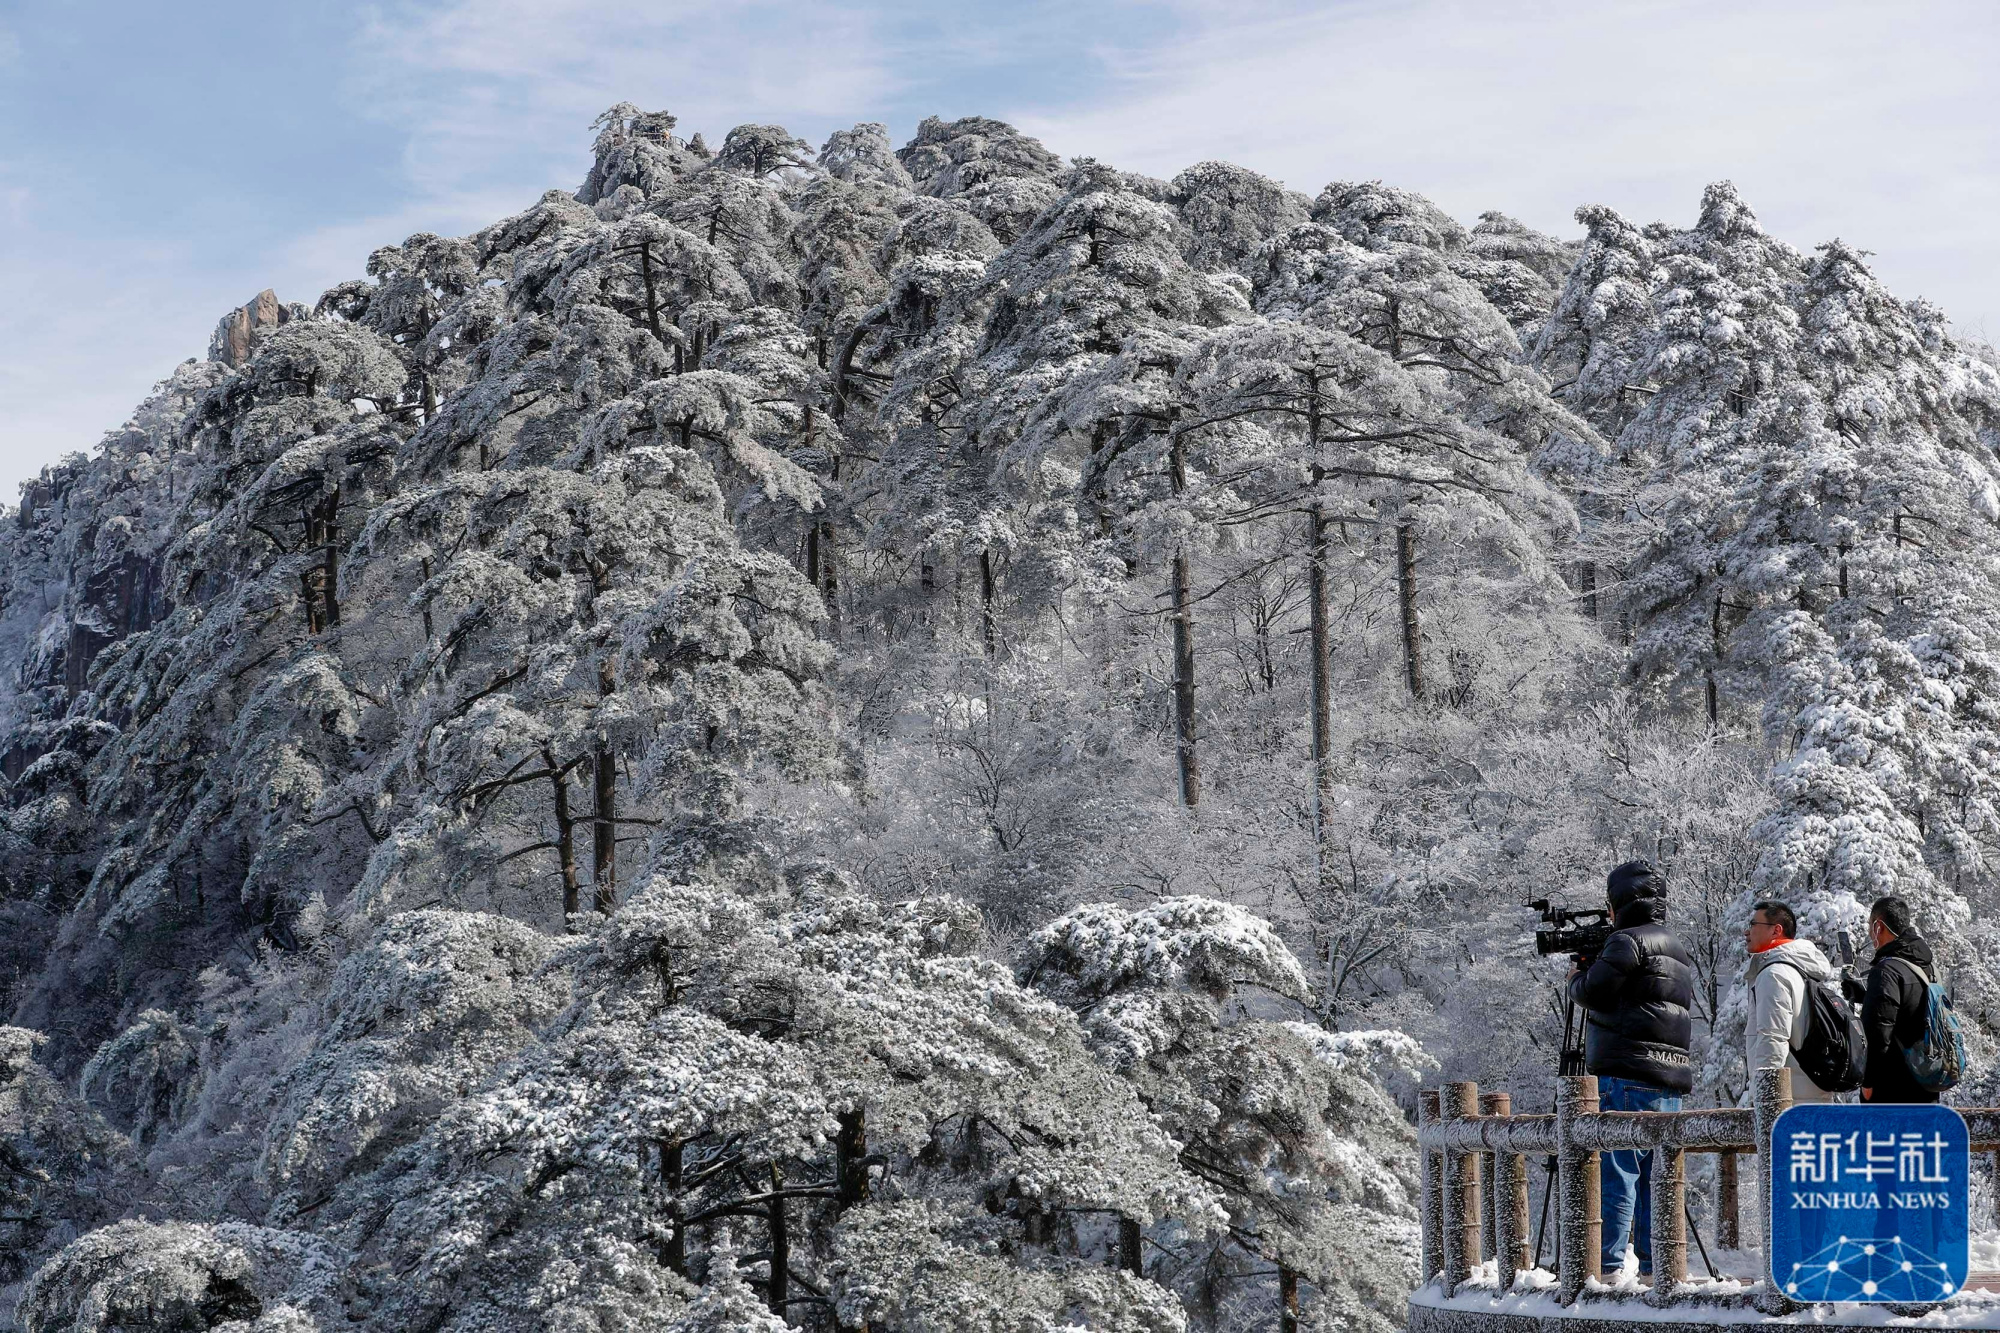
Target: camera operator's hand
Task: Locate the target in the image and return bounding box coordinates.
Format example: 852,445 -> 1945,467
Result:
1839,967 -> 1866,1004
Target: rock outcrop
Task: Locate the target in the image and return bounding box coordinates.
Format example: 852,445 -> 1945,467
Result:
207,289 -> 305,368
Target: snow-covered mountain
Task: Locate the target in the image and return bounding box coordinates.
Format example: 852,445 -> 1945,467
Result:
0,104 -> 1996,1332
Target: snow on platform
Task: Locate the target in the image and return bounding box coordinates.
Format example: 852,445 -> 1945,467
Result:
1410,1239 -> 2000,1331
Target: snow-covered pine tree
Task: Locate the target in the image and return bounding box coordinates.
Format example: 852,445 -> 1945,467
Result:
17,320 -> 410,1064
329,876 -> 1219,1330
1169,161 -> 1310,278
1256,188 -> 1581,702
1023,898 -> 1419,1333
896,114 -> 1063,245
1748,238 -> 2000,974
978,159 -> 1251,802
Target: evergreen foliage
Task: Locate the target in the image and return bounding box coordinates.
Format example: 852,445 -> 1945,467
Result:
0,103 -> 1995,1331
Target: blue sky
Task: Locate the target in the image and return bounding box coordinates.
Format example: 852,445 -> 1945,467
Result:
3,0 -> 1996,495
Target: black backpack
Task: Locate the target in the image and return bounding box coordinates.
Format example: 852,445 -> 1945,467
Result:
1766,959 -> 1866,1093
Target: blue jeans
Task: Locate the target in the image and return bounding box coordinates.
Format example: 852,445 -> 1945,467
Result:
1598,1077 -> 1682,1274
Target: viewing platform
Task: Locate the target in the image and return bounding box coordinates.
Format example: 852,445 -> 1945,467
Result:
1410,1071 -> 2000,1330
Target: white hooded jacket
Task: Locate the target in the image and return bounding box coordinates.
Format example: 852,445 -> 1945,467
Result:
1745,937 -> 1839,1102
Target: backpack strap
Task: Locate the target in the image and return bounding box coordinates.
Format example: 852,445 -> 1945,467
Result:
1755,958 -> 1815,1051
1760,958 -> 1817,989
1887,956 -> 1935,988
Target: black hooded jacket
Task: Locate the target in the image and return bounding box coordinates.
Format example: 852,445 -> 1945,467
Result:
1841,932 -> 1941,1104
1569,887 -> 1696,1093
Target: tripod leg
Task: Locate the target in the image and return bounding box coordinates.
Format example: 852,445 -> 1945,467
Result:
1684,1201 -> 1715,1279
1534,1155 -> 1556,1270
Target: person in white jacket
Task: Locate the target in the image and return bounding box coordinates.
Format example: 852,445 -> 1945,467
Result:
1743,901 -> 1839,1103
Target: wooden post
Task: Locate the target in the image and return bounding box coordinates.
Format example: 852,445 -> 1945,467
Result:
1484,1092 -> 1527,1292
1479,1146 -> 1497,1269
1479,1092 -> 1507,1267
1648,1145 -> 1687,1304
1753,1067 -> 1794,1313
1556,1075 -> 1601,1305
1419,1089 -> 1442,1284
1442,1082 -> 1482,1292
1716,1149 -> 1740,1250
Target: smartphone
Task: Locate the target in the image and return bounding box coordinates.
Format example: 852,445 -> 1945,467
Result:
1836,929 -> 1855,966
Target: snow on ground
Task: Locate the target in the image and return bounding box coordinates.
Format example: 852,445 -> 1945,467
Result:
1416,1234 -> 2000,1327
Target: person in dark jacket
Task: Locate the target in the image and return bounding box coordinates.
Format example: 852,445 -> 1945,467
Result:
1568,860 -> 1695,1280
1839,895 -> 1941,1105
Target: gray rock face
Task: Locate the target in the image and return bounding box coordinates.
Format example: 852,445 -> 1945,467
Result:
208,288 -> 304,367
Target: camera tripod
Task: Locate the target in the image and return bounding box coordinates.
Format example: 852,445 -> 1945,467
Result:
1529,985 -> 1718,1280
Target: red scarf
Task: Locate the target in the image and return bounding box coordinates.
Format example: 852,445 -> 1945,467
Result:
1750,936 -> 1791,954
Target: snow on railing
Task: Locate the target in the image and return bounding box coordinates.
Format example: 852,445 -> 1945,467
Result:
1415,1070 -> 2000,1313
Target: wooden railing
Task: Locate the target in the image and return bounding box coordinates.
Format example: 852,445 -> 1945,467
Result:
1414,1070 -> 2000,1310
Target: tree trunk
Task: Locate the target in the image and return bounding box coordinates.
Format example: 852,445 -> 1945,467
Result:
1397,521 -> 1423,699
300,567 -> 324,635
299,487 -> 341,634
419,556 -> 434,640
545,748 -> 582,921
821,519 -> 841,639
837,1109 -> 869,1211
1306,379 -> 1335,865
638,244 -> 666,348
1119,1216 -> 1143,1275
767,1163 -> 789,1317
321,485 -> 341,629
1170,550 -> 1200,808
1706,594 -> 1724,729
1279,1265 -> 1301,1333
1307,502 -> 1335,872
980,548 -> 998,658
1578,560 -> 1598,620
593,661 -> 617,915
660,1138 -> 686,1276
1170,429 -> 1200,807
821,448 -> 843,642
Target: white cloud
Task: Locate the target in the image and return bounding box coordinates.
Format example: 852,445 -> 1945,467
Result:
0,0 -> 915,495
0,231 -> 223,482
274,186 -> 537,296
7,0 -> 1997,497
1013,0 -> 2000,333
349,0 -> 908,202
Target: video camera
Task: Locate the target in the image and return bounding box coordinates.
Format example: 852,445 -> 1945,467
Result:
1527,898 -> 1614,960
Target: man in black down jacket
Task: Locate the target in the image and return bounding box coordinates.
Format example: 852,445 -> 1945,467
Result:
1840,895 -> 1941,1105
1568,860 -> 1695,1281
